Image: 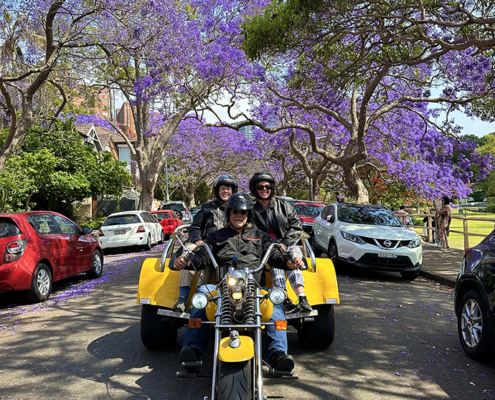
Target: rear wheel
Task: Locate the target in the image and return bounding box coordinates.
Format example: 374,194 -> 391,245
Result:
328,240 -> 339,266
401,270 -> 419,280
218,360 -> 252,400
140,305 -> 178,350
86,250 -> 103,279
27,263 -> 52,303
458,289 -> 493,360
160,231 -> 165,244
143,235 -> 152,251
298,305 -> 335,349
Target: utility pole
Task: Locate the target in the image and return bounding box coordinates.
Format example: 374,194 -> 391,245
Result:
309,178 -> 314,201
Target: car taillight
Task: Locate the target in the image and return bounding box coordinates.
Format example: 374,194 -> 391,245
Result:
99,229 -> 105,237
167,219 -> 174,225
4,239 -> 26,263
464,248 -> 472,258
136,225 -> 145,233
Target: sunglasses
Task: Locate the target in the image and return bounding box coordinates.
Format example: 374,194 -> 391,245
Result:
232,209 -> 248,215
256,184 -> 272,191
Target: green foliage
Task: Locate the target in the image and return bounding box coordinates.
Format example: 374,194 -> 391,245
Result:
194,181 -> 212,205
412,218 -> 423,226
0,119 -> 131,213
471,190 -> 486,202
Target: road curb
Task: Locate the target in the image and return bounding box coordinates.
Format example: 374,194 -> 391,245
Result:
419,270 -> 456,288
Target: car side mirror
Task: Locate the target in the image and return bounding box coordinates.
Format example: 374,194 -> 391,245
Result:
158,218 -> 163,222
82,226 -> 92,234
326,215 -> 335,223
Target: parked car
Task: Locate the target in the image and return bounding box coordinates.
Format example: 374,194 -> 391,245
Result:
98,211 -> 164,251
312,203 -> 422,280
455,230 -> 495,360
0,211 -> 103,303
278,196 -> 296,207
292,201 -> 325,237
190,206 -> 201,218
160,201 -> 192,223
150,210 -> 182,238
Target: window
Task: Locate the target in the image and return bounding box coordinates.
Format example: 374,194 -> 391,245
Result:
321,206 -> 330,220
103,215 -> 141,226
0,218 -> 22,238
27,215 -> 59,234
141,212 -> 151,223
154,212 -> 170,219
329,205 -> 335,218
53,215 -> 80,234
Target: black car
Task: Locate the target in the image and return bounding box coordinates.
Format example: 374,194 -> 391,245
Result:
455,229 -> 495,360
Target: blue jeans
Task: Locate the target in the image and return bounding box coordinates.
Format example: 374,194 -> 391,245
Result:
182,286 -> 287,360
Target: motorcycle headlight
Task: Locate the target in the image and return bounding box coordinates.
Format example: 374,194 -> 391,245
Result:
269,288 -> 286,305
191,293 -> 208,310
227,270 -> 246,288
228,277 -> 237,286
232,290 -> 243,301
407,238 -> 421,248
341,231 -> 366,245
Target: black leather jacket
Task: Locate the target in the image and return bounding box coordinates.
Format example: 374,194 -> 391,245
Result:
184,224 -> 292,283
188,199 -> 226,243
252,197 -> 303,247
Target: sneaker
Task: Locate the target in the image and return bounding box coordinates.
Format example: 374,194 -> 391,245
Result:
298,295 -> 313,312
283,299 -> 298,314
173,296 -> 189,313
270,351 -> 295,372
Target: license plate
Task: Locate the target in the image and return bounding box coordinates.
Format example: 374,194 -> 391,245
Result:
114,230 -> 126,235
378,253 -> 397,258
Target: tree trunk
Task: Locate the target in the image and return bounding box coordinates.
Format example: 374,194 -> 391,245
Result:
138,162 -> 162,211
343,164 -> 369,204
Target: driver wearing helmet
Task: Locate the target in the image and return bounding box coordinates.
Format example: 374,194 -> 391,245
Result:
249,172 -> 312,313
173,175 -> 238,312
173,192 -> 305,373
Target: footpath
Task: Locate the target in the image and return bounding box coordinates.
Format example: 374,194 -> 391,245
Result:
420,244 -> 464,287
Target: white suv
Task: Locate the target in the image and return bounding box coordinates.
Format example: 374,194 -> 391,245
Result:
312,203 -> 422,280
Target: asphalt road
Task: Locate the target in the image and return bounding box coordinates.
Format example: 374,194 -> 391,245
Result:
0,245 -> 494,400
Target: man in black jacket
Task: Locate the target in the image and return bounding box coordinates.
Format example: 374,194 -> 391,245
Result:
173,192 -> 304,372
250,172 -> 311,312
173,175 -> 237,312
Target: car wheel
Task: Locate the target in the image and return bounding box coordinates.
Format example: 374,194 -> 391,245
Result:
27,263 -> 52,303
86,250 -> 103,279
458,289 -> 493,360
143,235 -> 152,251
140,305 -> 178,350
160,231 -> 165,244
311,235 -> 323,257
401,270 -> 419,280
328,240 -> 339,265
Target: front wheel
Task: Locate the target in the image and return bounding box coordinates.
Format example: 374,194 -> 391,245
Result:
86,250 -> 103,279
328,240 -> 339,266
140,305 -> 178,350
218,360 -> 252,400
458,289 -> 493,360
298,305 -> 335,350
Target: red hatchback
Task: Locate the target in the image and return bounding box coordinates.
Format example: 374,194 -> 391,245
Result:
0,211 -> 103,303
293,201 -> 325,237
151,210 -> 183,238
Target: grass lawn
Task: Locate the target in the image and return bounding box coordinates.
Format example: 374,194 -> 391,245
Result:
413,212 -> 495,250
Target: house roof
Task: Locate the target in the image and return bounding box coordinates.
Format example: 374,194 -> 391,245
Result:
74,123 -> 94,137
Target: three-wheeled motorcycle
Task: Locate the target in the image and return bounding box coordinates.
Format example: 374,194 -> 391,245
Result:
136,225 -> 340,400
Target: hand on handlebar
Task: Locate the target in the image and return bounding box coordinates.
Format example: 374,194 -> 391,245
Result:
174,255 -> 190,270
287,256 -> 304,270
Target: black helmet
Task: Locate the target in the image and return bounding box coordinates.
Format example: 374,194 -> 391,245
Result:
225,192 -> 253,228
249,171 -> 276,199
213,174 -> 238,202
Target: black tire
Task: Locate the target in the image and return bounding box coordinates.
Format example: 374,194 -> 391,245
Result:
328,240 -> 339,265
298,305 -> 335,350
457,289 -> 493,360
218,360 -> 251,400
159,231 -> 165,244
311,235 -> 323,257
86,250 -> 103,279
27,263 -> 52,303
143,235 -> 152,251
401,270 -> 419,280
140,305 -> 178,350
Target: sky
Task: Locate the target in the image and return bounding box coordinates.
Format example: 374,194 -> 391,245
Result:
448,111 -> 494,137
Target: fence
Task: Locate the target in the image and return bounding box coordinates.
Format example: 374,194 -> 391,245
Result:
407,213 -> 495,250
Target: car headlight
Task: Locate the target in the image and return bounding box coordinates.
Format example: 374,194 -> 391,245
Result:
407,238 -> 421,248
269,288 -> 286,305
191,293 -> 208,309
341,231 -> 366,244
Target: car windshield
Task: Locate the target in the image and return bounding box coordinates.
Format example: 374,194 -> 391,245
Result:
103,215 -> 141,226
337,205 -> 402,226
294,204 -> 324,217
162,203 -> 185,211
